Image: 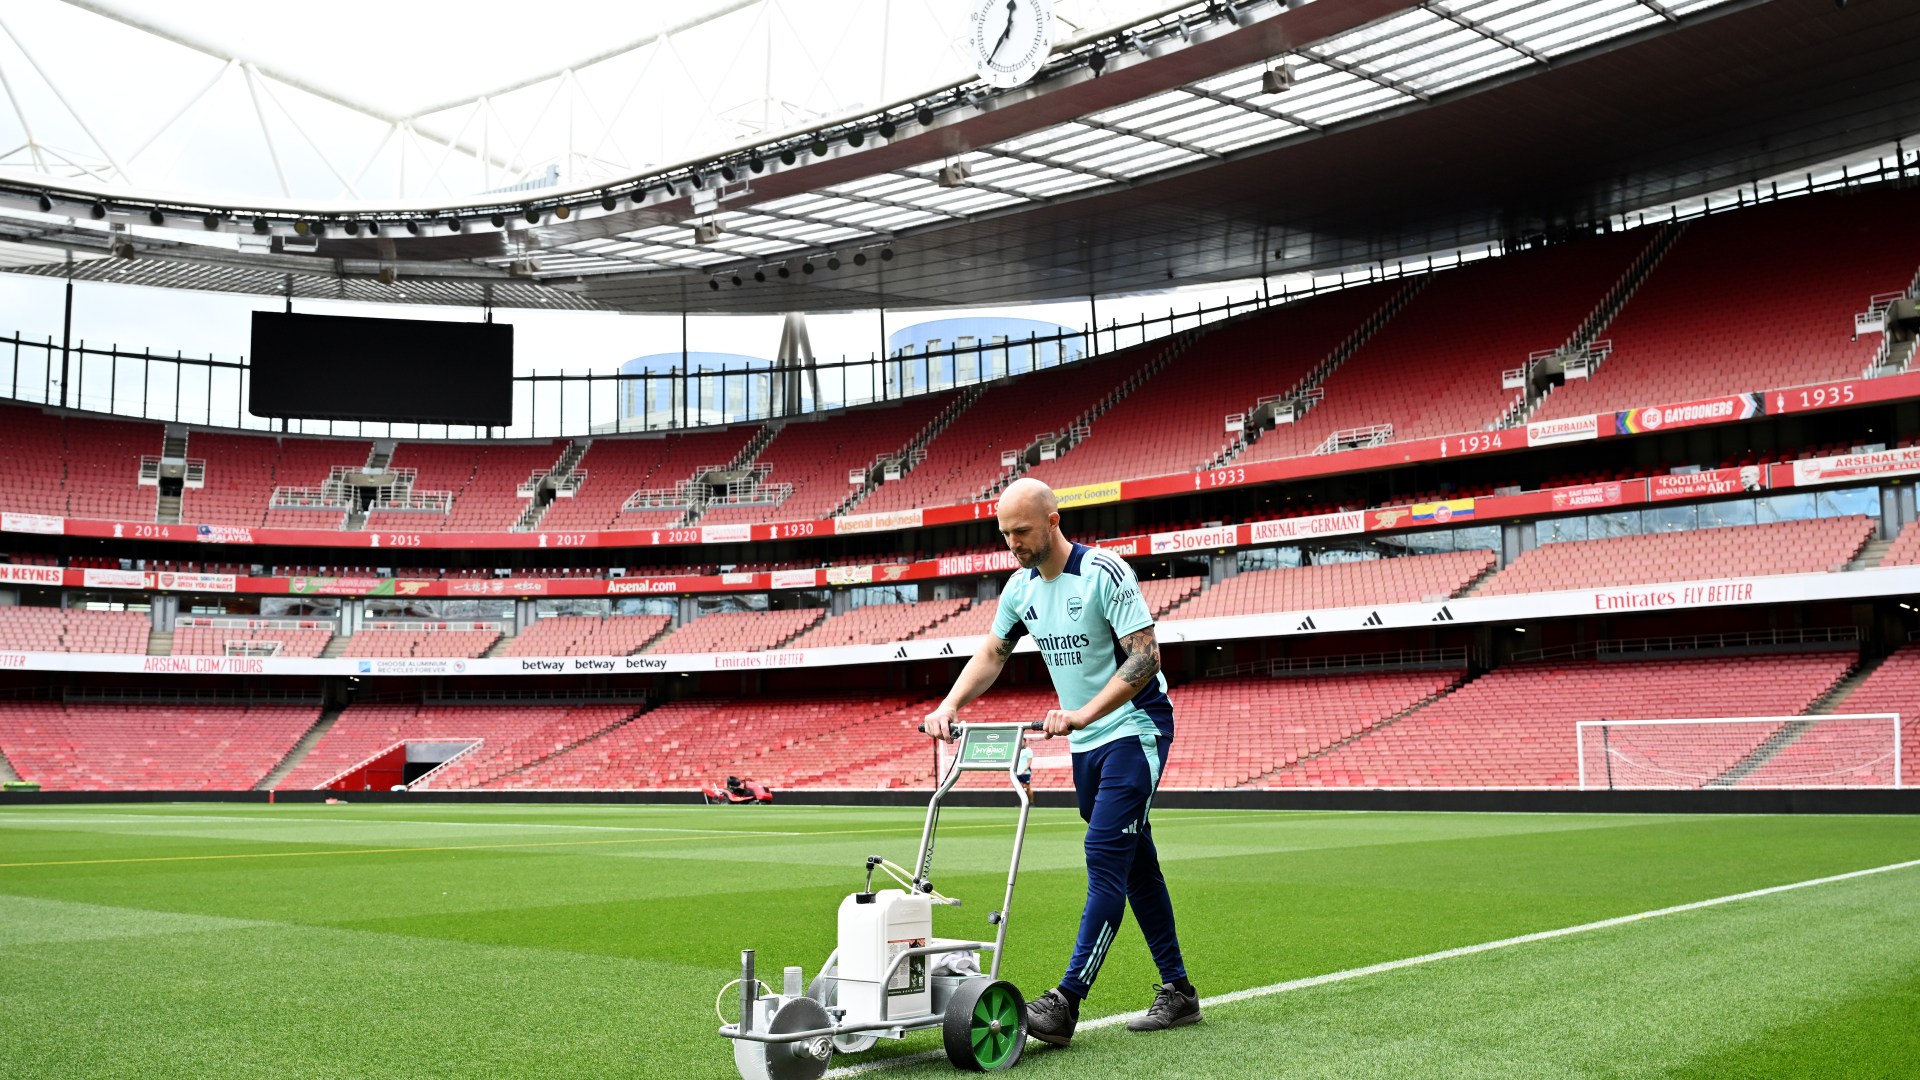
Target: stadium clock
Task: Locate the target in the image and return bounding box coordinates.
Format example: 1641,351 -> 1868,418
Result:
968,0 -> 1055,89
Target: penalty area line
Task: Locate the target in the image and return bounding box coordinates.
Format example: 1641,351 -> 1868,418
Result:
825,855 -> 1920,1077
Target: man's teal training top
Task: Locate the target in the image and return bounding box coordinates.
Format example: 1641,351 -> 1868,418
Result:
992,542 -> 1174,752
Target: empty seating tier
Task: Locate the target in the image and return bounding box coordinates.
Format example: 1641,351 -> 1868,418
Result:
501,615 -> 672,656
279,703 -> 637,789
1242,234 -> 1646,466
702,396 -> 954,525
1269,653 -> 1852,788
1024,281 -> 1402,486
857,349 -> 1158,514
646,608 -> 824,654
0,701 -> 319,790
1171,550 -> 1494,621
1530,189 -> 1920,423
494,694 -> 923,790
172,625 -> 332,658
339,627 -> 500,658
0,607 -> 149,654
1165,670 -> 1464,788
1480,516 -> 1873,596
539,428 -> 759,532
786,598 -> 974,649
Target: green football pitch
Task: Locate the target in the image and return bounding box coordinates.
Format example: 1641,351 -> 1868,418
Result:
2,803 -> 1917,1079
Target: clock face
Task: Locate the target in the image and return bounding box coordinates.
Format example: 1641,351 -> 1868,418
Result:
968,0 -> 1055,89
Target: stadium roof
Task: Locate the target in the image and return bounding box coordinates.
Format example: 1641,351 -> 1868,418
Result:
0,0 -> 1914,313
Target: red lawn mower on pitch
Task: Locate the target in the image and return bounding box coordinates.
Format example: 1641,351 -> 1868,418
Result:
704,776 -> 774,804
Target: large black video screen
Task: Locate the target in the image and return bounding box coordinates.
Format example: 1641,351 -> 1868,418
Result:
248,311 -> 513,426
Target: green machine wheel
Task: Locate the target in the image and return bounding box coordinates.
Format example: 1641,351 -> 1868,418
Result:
942,978 -> 1026,1071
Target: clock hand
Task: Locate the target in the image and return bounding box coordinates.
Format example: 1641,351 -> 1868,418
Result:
989,0 -> 1017,61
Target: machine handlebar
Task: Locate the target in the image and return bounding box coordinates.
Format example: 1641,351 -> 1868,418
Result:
916,721 -> 1045,735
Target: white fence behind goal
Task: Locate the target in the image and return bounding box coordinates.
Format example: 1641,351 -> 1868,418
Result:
1576,714 -> 1903,790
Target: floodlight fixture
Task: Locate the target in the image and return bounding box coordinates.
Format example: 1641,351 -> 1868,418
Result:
89,200 -> 107,219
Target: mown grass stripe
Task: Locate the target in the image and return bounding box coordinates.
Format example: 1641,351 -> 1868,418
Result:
824,855 -> 1920,1077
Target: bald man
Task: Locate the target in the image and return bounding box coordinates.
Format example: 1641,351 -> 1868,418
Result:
925,477 -> 1198,1046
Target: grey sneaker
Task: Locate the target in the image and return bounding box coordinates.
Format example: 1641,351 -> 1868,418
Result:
1126,983 -> 1201,1031
1025,987 -> 1079,1046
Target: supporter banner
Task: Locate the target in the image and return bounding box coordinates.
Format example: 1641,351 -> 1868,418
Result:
1248,511 -> 1365,543
700,524 -> 753,544
936,551 -> 1020,576
154,571 -> 237,593
1526,415 -> 1599,446
1615,392 -> 1763,435
290,577 -> 432,597
195,524 -> 257,544
1,512 -> 62,535
1548,482 -> 1626,511
825,565 -> 873,586
872,563 -> 913,583
1410,498 -> 1475,525
81,568 -> 148,590
1055,480 -> 1123,509
720,573 -> 757,585
1649,467 -> 1764,502
835,508 -> 924,534
0,564 -> 63,586
770,569 -> 819,589
1791,446 -> 1920,486
1150,524 -> 1238,555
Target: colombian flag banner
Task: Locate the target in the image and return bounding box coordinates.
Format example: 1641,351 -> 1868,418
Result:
1410,498 -> 1476,524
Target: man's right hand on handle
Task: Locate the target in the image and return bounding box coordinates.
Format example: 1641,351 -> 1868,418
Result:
924,705 -> 960,742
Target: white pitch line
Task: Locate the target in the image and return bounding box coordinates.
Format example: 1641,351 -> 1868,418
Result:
824,855 -> 1920,1077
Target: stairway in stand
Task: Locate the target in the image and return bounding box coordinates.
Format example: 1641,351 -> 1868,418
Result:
256,707 -> 344,790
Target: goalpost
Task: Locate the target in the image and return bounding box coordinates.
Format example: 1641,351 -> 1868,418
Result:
1575,714 -> 1903,790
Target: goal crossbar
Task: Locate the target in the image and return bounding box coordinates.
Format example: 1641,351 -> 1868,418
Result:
1576,714 -> 1902,791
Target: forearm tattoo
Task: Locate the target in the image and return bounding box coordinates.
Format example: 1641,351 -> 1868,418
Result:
1117,627 -> 1160,687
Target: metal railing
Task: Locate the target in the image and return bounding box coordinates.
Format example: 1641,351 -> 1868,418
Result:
0,252 -> 1503,442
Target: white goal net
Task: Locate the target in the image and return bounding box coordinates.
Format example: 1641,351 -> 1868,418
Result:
1576,714 -> 1903,790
